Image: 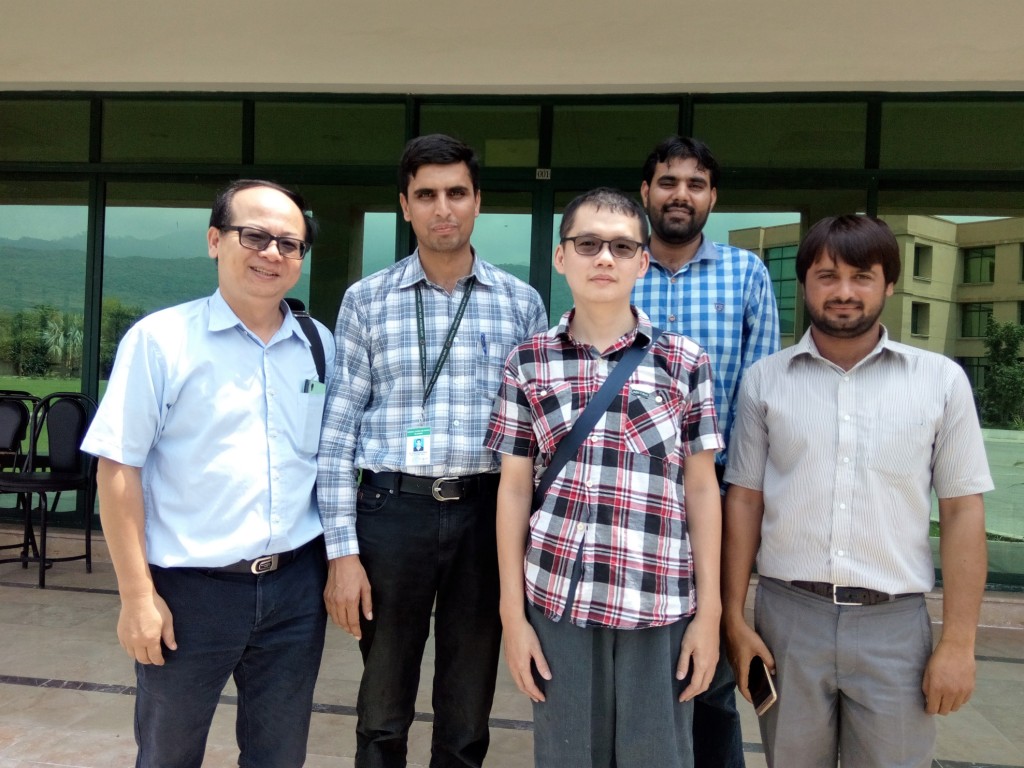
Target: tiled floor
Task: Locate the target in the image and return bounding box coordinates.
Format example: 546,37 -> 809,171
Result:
1,558 -> 1022,768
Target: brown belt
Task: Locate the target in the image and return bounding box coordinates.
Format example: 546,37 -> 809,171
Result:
790,580 -> 920,606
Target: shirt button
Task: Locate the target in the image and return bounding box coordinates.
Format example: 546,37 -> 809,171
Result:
670,278 -> 677,284
589,435 -> 598,442
836,550 -> 845,557
668,314 -> 677,322
839,503 -> 847,510
540,389 -> 547,396
843,414 -> 850,421
452,420 -> 460,427
655,395 -> 663,404
576,522 -> 586,533
842,456 -> 850,463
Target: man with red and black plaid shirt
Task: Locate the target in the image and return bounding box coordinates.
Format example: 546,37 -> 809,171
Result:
484,188 -> 724,768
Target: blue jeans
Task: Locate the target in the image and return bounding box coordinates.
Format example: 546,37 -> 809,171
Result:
354,479 -> 502,768
135,538 -> 328,768
692,652 -> 746,767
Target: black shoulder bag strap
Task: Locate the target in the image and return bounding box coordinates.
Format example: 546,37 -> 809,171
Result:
531,328 -> 662,511
283,298 -> 326,384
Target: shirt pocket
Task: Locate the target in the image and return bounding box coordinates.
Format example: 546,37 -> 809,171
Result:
523,379 -> 575,456
301,390 -> 326,454
622,386 -> 683,461
866,415 -> 934,477
475,340 -> 512,402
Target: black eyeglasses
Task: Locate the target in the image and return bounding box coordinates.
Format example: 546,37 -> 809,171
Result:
222,225 -> 309,260
561,235 -> 643,260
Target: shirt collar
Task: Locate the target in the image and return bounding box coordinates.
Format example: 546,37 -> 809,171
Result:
790,324 -> 901,370
207,289 -> 303,346
398,247 -> 494,290
647,235 -> 718,277
555,307 -> 656,352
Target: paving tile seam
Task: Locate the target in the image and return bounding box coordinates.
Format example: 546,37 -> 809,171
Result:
2,677 -> 1021,767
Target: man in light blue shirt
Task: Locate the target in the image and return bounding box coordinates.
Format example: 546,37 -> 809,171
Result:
82,180 -> 335,768
633,136 -> 780,768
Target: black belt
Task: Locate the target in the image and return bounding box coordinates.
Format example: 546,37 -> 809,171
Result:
361,470 -> 494,502
211,539 -> 316,575
790,580 -> 920,606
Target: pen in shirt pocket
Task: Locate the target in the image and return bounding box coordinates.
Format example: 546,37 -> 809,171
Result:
480,332 -> 488,356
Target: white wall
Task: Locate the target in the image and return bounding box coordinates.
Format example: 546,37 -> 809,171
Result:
2,0 -> 1023,93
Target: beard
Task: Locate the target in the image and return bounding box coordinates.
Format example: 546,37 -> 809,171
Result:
806,300 -> 884,339
647,202 -> 710,245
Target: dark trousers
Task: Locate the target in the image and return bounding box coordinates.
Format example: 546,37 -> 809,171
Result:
693,653 -> 746,767
354,479 -> 502,768
136,537 -> 328,768
527,603 -> 695,768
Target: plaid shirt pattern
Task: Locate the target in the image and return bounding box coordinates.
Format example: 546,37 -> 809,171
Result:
632,237 -> 779,466
484,310 -> 723,629
317,252 -> 548,559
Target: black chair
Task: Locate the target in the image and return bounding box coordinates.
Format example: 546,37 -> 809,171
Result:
0,396 -> 31,471
0,392 -> 98,587
0,395 -> 35,559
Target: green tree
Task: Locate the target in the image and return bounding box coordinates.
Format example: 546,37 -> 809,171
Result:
100,298 -> 146,376
0,308 -> 52,376
979,318 -> 1024,428
42,310 -> 84,376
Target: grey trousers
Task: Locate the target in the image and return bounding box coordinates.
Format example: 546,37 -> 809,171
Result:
756,577 -> 936,768
526,602 -> 695,768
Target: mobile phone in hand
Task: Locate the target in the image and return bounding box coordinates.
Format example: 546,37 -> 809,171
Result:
749,655 -> 778,716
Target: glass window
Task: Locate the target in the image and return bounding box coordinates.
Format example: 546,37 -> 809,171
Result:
296,185 -> 398,323
764,245 -> 798,336
913,244 -> 932,280
552,105 -> 678,168
472,191 -> 533,286
100,182 -> 223,379
0,181 -> 89,387
961,302 -> 993,337
0,100 -> 91,162
693,102 -> 866,168
881,101 -> 1024,170
255,103 -> 405,165
0,181 -> 89,526
957,356 -> 988,390
102,100 -> 242,163
911,302 -> 930,336
962,246 -> 995,284
420,105 -> 540,167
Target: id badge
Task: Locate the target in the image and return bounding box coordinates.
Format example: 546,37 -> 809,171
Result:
406,426 -> 432,466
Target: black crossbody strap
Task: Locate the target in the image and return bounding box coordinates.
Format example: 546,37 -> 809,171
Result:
283,298 -> 326,384
531,328 -> 662,511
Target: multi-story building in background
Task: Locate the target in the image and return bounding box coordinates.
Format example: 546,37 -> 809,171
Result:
730,217 -> 1024,388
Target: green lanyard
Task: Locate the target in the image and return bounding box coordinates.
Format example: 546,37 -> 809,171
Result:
415,276 -> 476,408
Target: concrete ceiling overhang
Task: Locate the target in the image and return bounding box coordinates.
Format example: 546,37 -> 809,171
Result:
2,0 -> 1023,94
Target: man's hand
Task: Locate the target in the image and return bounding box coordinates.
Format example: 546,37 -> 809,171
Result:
676,611 -> 720,702
922,638 -> 976,715
502,615 -> 550,703
117,593 -> 176,665
724,618 -> 775,704
324,555 -> 373,638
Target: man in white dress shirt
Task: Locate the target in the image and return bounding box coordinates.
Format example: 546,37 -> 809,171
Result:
722,215 -> 992,768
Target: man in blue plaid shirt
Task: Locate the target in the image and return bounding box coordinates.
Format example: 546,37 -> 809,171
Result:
634,136 -> 780,767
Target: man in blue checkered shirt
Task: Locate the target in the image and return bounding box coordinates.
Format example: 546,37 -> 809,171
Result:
634,136 -> 780,768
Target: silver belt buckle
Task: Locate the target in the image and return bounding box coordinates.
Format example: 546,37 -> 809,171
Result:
832,584 -> 861,606
250,554 -> 279,574
431,476 -> 461,502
